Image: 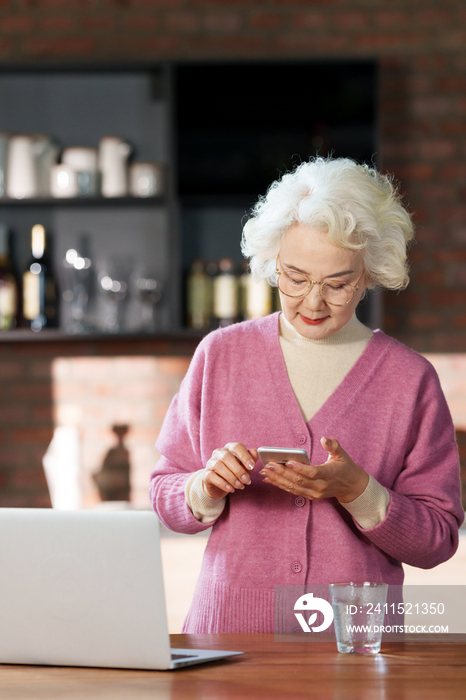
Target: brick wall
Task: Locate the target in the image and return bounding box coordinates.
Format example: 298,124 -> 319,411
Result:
1,0 -> 466,506
1,343 -> 466,509
1,0 -> 465,351
51,354 -> 191,509
425,353 -> 466,509
0,338 -> 196,507
0,348 -> 52,507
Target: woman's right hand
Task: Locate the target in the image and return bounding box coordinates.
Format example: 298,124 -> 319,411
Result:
202,443 -> 258,500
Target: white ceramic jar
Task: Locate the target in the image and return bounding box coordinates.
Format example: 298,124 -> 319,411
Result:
98,136 -> 131,198
50,163 -> 79,198
6,135 -> 37,199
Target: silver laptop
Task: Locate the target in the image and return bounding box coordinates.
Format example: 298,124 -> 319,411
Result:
0,508 -> 242,670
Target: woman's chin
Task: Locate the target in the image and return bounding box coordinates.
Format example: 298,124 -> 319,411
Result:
295,314 -> 332,338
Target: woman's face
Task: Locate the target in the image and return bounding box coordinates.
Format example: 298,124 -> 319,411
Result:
277,224 -> 369,340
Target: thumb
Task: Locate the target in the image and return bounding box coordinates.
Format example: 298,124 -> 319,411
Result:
320,437 -> 343,460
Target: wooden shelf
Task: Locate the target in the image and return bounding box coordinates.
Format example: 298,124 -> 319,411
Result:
0,196 -> 166,207
0,327 -> 206,356
0,328 -> 204,342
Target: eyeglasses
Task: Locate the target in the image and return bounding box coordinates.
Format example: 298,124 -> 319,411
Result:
275,256 -> 365,307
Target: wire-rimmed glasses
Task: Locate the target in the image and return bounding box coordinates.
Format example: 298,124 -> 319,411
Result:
275,256 -> 365,307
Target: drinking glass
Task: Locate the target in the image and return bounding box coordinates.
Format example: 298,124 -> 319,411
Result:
98,257 -> 133,333
329,582 -> 388,654
131,268 -> 163,332
62,242 -> 94,334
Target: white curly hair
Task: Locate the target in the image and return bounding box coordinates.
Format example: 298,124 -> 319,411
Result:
241,157 -> 414,290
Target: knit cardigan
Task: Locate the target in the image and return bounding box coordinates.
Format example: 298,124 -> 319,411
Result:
150,312 -> 464,633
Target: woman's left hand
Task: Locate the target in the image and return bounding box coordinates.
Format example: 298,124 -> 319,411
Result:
259,437 -> 369,503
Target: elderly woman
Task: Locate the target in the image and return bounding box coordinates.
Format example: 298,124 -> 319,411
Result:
150,158 -> 464,634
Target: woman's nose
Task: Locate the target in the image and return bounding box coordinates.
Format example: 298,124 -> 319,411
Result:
303,282 -> 326,310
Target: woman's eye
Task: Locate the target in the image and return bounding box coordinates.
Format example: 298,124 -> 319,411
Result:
327,283 -> 345,291
286,273 -> 306,285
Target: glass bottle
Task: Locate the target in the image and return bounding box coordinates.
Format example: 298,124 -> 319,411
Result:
186,259 -> 212,330
0,223 -> 19,330
272,284 -> 282,313
240,261 -> 272,320
23,224 -> 59,331
213,258 -> 239,327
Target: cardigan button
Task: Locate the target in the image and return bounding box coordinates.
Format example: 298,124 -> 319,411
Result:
297,434 -> 307,445
291,561 -> 302,573
294,496 -> 306,507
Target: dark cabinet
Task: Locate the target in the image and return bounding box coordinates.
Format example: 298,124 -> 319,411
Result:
0,66 -> 181,335
0,60 -> 379,337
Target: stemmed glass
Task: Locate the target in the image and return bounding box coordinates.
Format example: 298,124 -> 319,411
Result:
131,267 -> 164,332
62,238 -> 94,334
98,257 -> 133,333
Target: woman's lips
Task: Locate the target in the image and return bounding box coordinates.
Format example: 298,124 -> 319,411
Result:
299,314 -> 328,325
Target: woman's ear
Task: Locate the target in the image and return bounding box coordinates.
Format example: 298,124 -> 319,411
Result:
358,272 -> 371,300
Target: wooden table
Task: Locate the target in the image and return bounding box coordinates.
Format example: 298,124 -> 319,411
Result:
1,634 -> 465,699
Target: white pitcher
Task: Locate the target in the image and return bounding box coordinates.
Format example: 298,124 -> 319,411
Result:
98,136 -> 131,198
0,131 -> 9,198
6,135 -> 37,199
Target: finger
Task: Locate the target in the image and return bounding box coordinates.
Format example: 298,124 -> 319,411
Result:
205,449 -> 231,473
297,462 -> 335,483
264,473 -> 326,501
203,470 -> 235,495
207,448 -> 247,477
266,471 -> 327,499
263,459 -> 330,485
258,461 -> 290,480
224,442 -> 256,471
220,450 -> 252,484
205,457 -> 250,490
285,460 -> 319,478
282,456 -> 340,483
206,448 -> 252,487
260,463 -> 332,499
260,463 -> 307,494
207,458 -> 249,489
321,437 -> 345,460
208,447 -> 229,465
248,448 -> 259,466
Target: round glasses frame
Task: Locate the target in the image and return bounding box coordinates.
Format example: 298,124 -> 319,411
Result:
275,256 -> 365,307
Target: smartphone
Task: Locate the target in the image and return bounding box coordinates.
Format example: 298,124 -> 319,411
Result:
258,446 -> 310,468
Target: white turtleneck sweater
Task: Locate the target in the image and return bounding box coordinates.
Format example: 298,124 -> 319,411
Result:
185,313 -> 390,528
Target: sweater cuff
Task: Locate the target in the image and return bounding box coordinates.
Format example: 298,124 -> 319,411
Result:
340,474 -> 390,530
185,470 -> 226,524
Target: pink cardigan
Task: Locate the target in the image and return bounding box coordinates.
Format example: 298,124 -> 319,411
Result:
150,313 -> 464,633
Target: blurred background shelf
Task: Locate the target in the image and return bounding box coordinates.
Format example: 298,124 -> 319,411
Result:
0,196 -> 166,207
0,60 -> 377,338
0,328 -> 204,342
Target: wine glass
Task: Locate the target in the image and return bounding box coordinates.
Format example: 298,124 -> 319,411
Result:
62,241 -> 94,334
131,267 -> 164,332
98,257 -> 133,333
